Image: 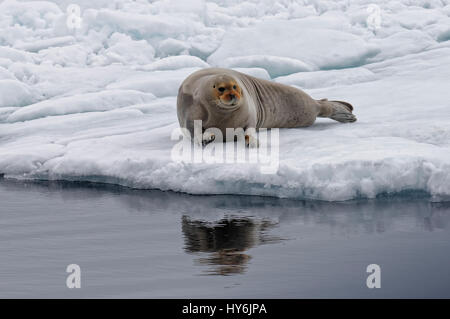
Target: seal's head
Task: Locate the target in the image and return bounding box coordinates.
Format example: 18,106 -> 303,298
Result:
211,75 -> 242,108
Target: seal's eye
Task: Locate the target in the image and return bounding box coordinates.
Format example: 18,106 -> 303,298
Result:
233,85 -> 237,89
218,87 -> 225,92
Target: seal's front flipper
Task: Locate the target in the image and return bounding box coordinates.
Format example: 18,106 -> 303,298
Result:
193,130 -> 216,146
245,128 -> 259,148
202,131 -> 216,146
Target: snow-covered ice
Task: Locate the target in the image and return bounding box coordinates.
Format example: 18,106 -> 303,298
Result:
1,0 -> 450,201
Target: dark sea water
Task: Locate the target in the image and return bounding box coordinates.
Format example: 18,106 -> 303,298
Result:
0,178 -> 449,298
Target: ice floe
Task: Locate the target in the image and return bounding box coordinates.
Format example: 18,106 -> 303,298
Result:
0,0 -> 450,201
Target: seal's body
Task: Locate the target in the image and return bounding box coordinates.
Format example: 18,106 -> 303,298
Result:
177,68 -> 356,146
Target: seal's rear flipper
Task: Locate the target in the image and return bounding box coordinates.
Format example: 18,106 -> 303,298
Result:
318,99 -> 356,123
332,100 -> 353,112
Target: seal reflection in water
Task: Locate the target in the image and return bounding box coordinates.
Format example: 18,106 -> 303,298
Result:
177,68 -> 357,147
182,216 -> 280,275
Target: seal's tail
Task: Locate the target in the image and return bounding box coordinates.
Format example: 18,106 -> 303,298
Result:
318,98 -> 356,123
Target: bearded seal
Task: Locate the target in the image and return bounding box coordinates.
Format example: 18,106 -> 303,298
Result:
177,68 -> 356,147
